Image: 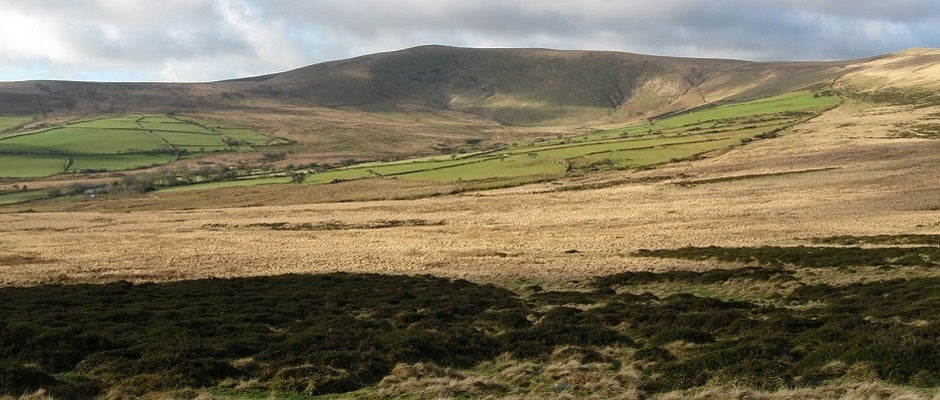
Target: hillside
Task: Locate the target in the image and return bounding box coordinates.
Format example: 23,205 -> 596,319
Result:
0,46 -> 939,400
0,45 -> 856,127
8,46 -> 938,170
224,46 -> 853,125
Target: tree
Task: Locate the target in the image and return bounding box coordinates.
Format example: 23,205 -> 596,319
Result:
290,171 -> 307,184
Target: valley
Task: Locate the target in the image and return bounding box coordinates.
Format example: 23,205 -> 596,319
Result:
0,46 -> 937,400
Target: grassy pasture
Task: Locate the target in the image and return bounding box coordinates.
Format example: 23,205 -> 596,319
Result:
648,91 -> 838,129
0,116 -> 33,132
177,117 -> 277,145
309,158 -> 488,183
0,127 -> 168,154
179,117 -> 242,129
67,153 -> 179,173
69,115 -> 143,129
151,130 -> 229,148
139,116 -> 216,134
217,127 -> 274,145
302,168 -> 377,184
0,189 -> 54,204
570,137 -> 741,169
400,155 -> 567,181
158,176 -> 291,192
0,154 -> 67,177
164,90 -> 834,194
389,92 -> 831,180
0,93 -> 42,133
0,114 -> 272,177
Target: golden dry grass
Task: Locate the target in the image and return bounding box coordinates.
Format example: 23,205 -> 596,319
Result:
0,99 -> 937,287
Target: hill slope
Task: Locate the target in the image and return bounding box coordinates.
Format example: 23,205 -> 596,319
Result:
0,46 -> 936,168
0,46 -> 860,126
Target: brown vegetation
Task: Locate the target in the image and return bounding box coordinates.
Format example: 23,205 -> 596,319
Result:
0,47 -> 939,400
0,96 -> 937,287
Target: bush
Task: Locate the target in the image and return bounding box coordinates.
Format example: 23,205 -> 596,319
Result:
1,272 -> 937,397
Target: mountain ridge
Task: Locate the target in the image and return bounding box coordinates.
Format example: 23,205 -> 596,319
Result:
3,46 -> 929,127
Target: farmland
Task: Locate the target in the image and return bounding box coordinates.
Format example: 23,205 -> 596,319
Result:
0,47 -> 938,400
161,90 -> 837,193
0,154 -> 67,178
0,117 -> 33,132
313,91 -> 835,184
0,188 -> 53,205
0,115 -> 275,178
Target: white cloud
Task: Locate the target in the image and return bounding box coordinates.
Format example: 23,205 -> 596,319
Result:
0,0 -> 937,81
0,10 -> 76,64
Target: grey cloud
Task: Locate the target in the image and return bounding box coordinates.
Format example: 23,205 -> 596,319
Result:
783,0 -> 940,21
254,0 -> 939,60
0,0 -> 937,81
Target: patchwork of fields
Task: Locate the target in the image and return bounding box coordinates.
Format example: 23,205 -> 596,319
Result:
0,114 -> 274,178
0,55 -> 937,400
168,91 -> 838,193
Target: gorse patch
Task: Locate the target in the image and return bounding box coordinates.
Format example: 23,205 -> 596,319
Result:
635,245 -> 940,268
0,274 -> 522,397
203,219 -> 443,231
0,270 -> 937,398
808,234 -> 940,246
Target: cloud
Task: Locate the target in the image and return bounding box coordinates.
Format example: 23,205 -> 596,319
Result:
0,0 -> 937,81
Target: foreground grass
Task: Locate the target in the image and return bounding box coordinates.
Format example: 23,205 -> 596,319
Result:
1,237 -> 937,399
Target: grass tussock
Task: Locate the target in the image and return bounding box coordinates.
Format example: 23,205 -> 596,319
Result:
809,234 -> 940,246
0,274 -> 521,398
845,87 -> 940,107
659,382 -> 937,400
1,262 -> 937,399
635,245 -> 939,268
204,218 -> 443,231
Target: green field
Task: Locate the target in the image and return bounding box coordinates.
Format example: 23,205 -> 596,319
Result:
0,153 -> 68,177
648,91 -> 838,129
215,127 -> 274,145
0,116 -> 33,132
401,155 -> 567,181
0,114 -> 273,178
67,153 -> 180,173
180,118 -> 278,145
138,115 -> 216,134
167,90 -> 837,193
0,189 -> 54,205
158,176 -> 291,192
69,115 -> 143,129
365,91 -> 833,180
305,158 -> 486,184
0,127 -> 169,154
0,90 -> 834,187
150,131 -> 229,149
0,93 -> 42,133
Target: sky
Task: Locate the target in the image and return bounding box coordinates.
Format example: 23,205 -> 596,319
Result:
1,0 -> 938,82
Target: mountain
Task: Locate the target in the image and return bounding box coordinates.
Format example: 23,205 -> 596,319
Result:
0,45 -> 875,126
1,46 -> 937,162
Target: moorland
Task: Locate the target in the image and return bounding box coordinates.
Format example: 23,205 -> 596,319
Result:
0,46 -> 938,399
